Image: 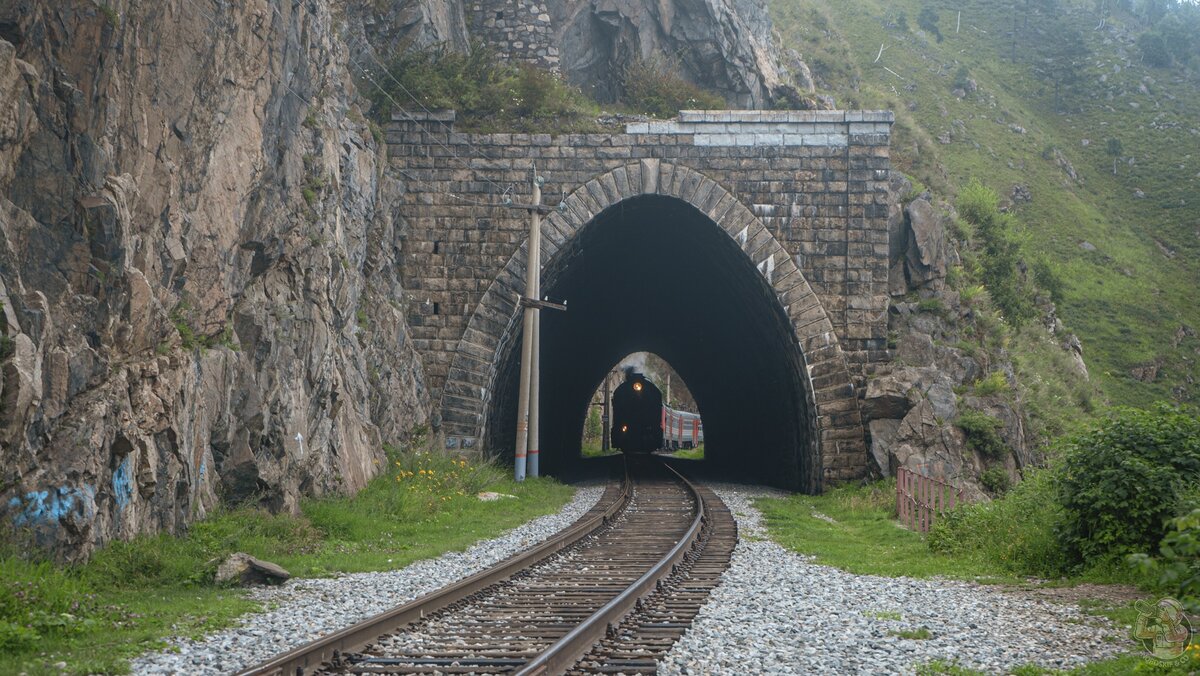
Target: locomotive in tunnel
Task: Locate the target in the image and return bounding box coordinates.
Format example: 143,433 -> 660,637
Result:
610,370 -> 703,454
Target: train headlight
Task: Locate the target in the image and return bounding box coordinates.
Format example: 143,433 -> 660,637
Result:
621,424 -> 628,432
632,382 -> 643,392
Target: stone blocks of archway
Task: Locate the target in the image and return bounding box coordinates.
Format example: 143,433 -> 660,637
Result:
437,160 -> 870,486
389,110 -> 893,486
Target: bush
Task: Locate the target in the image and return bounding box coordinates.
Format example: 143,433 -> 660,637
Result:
952,66 -> 971,92
979,467 -> 1012,496
1129,508 -> 1200,613
621,56 -> 725,118
956,408 -> 1008,460
973,371 -> 1009,396
1031,258 -> 1065,304
1138,32 -> 1171,68
956,180 -> 1036,327
365,43 -> 596,131
917,7 -> 943,43
929,468 -> 1069,575
1057,404 -> 1200,563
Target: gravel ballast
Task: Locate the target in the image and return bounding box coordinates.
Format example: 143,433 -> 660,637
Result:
130,485 -> 604,675
658,483 -> 1129,675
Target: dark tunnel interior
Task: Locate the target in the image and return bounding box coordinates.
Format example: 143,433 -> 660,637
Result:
486,195 -> 820,491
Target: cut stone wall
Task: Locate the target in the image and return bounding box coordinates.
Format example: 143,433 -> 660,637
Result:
468,1 -> 558,68
387,109 -> 892,484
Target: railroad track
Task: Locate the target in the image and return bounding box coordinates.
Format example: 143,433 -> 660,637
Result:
237,457 -> 736,676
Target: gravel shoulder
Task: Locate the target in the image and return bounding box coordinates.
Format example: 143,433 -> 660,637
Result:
130,484 -> 604,675
659,482 -> 1132,675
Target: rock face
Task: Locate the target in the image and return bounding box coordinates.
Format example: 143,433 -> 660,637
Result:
866,174 -> 1045,499
0,2 -> 429,560
344,1 -> 470,69
467,0 -> 814,108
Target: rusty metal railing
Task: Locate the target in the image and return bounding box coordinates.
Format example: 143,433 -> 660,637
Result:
895,466 -> 964,533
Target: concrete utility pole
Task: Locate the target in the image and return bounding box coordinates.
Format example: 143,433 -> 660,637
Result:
528,180 -> 543,478
513,168 -> 543,481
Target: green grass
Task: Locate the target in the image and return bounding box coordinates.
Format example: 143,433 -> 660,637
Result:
770,0 -> 1200,409
0,447 -> 573,674
756,480 -> 1014,581
662,445 -> 704,460
580,439 -> 618,458
758,478 -> 1200,675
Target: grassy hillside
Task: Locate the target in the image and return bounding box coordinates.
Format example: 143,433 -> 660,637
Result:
769,0 -> 1200,407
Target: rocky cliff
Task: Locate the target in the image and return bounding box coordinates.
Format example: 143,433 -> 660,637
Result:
862,174 -> 1088,499
0,1 -> 429,560
466,0 -> 816,107
0,0 -> 826,559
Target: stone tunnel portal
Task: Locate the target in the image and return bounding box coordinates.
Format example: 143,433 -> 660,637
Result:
486,195 -> 819,491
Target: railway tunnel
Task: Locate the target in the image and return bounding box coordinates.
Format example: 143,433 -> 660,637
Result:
484,193 -> 820,491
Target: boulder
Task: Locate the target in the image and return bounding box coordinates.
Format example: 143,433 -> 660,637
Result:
890,401 -> 963,474
1063,334 -> 1089,380
903,198 -> 949,286
863,365 -> 956,423
215,553 -> 291,586
896,332 -> 936,367
863,376 -> 912,421
868,419 -> 901,477
886,173 -> 914,264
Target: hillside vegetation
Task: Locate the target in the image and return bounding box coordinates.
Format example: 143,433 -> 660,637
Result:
770,0 -> 1200,407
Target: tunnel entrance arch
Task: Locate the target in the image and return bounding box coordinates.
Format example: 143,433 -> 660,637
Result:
439,161 -> 864,492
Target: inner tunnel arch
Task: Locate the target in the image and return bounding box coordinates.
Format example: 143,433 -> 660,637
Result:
439,161 -> 865,492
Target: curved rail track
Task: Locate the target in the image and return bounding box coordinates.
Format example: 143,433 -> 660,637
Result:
238,457 -> 736,676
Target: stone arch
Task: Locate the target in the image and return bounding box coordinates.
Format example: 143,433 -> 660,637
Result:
438,160 -> 865,491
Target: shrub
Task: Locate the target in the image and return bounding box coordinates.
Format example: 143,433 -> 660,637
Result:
584,406 -> 602,441
365,43 -> 597,131
979,467 -> 1012,496
1031,258 -> 1064,304
1129,508 -> 1200,613
956,408 -> 1008,460
98,3 -> 118,28
959,284 -> 987,306
170,301 -> 199,350
916,297 -> 945,315
1057,404 -> 1200,563
973,371 -> 1009,396
952,66 -> 971,92
928,468 -> 1068,575
621,56 -> 725,118
956,180 -> 1036,327
917,7 -> 943,43
1138,32 -> 1171,68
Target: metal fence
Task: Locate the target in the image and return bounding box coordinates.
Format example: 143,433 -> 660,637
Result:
895,467 -> 965,533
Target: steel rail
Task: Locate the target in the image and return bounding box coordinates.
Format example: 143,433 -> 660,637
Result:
514,461 -> 708,676
236,462 -> 632,676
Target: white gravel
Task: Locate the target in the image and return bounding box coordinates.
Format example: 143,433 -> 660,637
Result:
129,485 -> 604,675
658,483 -> 1130,675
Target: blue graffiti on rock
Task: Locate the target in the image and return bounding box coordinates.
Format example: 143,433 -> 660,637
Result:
7,485 -> 96,528
112,456 -> 134,510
